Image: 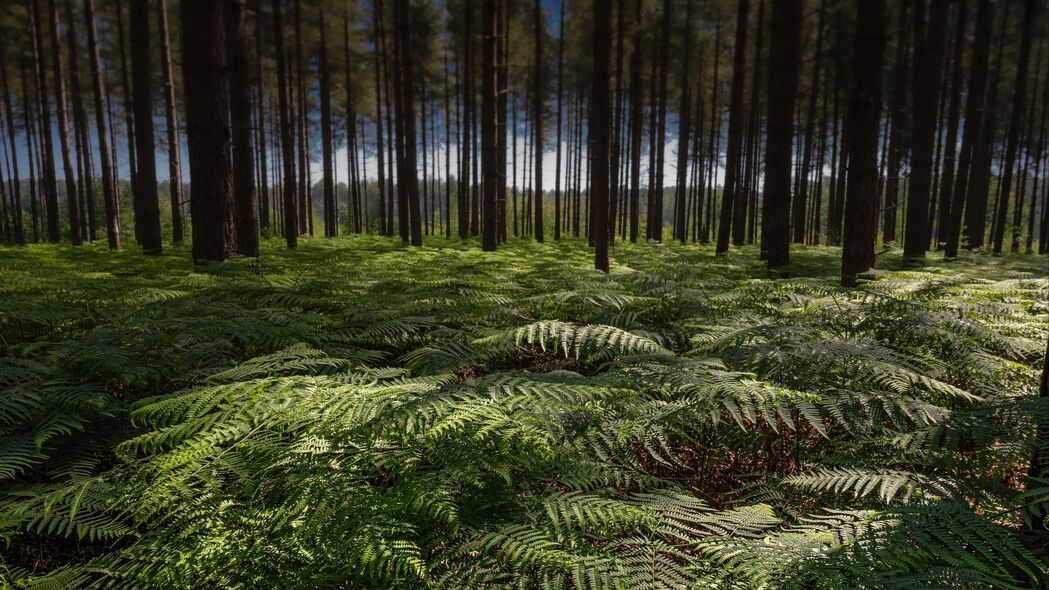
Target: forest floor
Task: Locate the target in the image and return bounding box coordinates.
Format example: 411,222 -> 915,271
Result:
1,237 -> 1047,588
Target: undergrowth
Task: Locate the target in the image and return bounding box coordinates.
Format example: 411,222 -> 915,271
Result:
0,236 -> 1046,589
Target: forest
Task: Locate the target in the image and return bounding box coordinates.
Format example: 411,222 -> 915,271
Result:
0,0 -> 1047,588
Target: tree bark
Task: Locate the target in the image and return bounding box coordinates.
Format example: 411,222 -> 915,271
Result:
115,0 -> 137,202
273,0 -> 298,247
944,0 -> 991,257
591,0 -> 611,272
715,0 -> 749,254
481,0 -> 498,251
64,1 -> 93,242
226,0 -> 259,255
762,0 -> 802,268
319,8 -> 336,238
129,0 -> 162,253
794,0 -> 827,245
903,0 -> 948,257
532,0 -> 544,242
46,0 -> 82,245
158,0 -> 184,243
881,0 -> 911,245
394,0 -> 422,246
181,0 -> 233,261
673,0 -> 694,243
841,0 -> 888,287
990,0 -> 1036,254
0,35 -> 25,245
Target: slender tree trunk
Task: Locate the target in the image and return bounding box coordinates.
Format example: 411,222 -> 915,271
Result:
373,2 -> 387,236
64,2 -> 92,242
226,0 -> 259,255
273,0 -> 298,247
744,0 -> 765,248
991,0 -> 1036,254
460,0 -> 473,239
255,4 -> 270,235
0,36 -> 24,245
841,0 -> 888,287
319,8 -> 335,238
592,0 -> 611,271
793,0 -> 827,245
935,0 -> 966,247
129,0 -> 162,253
554,0 -> 565,241
393,0 -> 422,246
158,0 -> 184,243
181,0 -> 232,261
115,0 -> 137,202
672,0 -> 694,243
945,0 -> 991,257
903,0 -> 948,257
626,0 -> 642,244
762,0 -> 802,267
44,0 -> 82,245
881,0 -> 910,245
481,0 -> 498,250
715,0 -> 749,253
532,0 -> 544,242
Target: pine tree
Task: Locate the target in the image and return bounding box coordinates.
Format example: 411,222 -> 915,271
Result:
129,0 -> 162,253
591,0 -> 611,271
841,0 -> 888,287
227,0 -> 259,256
762,0 -> 802,268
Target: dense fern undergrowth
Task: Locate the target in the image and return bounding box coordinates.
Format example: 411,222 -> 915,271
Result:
0,236 -> 1046,589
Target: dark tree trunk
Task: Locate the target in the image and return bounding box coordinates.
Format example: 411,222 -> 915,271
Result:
0,36 -> 24,245
744,0 -> 765,248
762,0 -> 802,267
945,0 -> 991,257
181,0 -> 233,262
460,0 -> 473,239
990,0 -> 1036,254
129,0 -> 162,253
158,0 -> 184,244
794,0 -> 827,245
226,0 -> 259,256
272,0 -> 298,247
373,5 -> 387,236
715,0 -> 749,253
45,0 -> 81,246
673,0 -> 694,243
881,0 -> 911,245
533,0 -> 544,242
841,0 -> 888,287
115,0 -> 137,202
394,0 -> 422,246
903,0 -> 948,257
64,1 -> 93,242
255,3 -> 270,235
554,0 -> 565,241
592,0 -> 611,271
627,0 -> 642,243
319,8 -> 336,238
935,0 -> 966,247
293,0 -> 309,235
481,0 -> 498,251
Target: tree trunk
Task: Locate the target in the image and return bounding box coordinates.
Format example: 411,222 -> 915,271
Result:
794,0 -> 827,245
46,0 -> 82,245
460,0 -> 473,239
532,0 -> 544,243
28,0 -> 59,241
394,0 -> 422,246
0,35 -> 25,245
319,8 -> 335,238
226,0 -> 259,256
762,0 -> 802,267
990,0 -> 1036,254
129,0 -> 162,253
158,0 -> 184,244
115,0 -> 137,203
255,4 -> 270,235
841,0 -> 888,287
272,0 -> 298,247
591,0 -> 611,271
881,0 -> 911,245
64,1 -> 92,242
373,4 -> 387,236
481,0 -> 498,250
181,0 -> 233,261
626,0 -> 642,244
903,0 -> 948,257
944,0 -> 991,257
715,0 -> 749,254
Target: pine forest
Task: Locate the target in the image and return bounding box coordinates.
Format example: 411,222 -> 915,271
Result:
0,0 -> 1047,588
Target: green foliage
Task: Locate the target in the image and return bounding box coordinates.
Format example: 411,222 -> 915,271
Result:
0,237 -> 1046,589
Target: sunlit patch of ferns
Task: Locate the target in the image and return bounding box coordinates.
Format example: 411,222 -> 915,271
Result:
0,238 -> 1046,589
